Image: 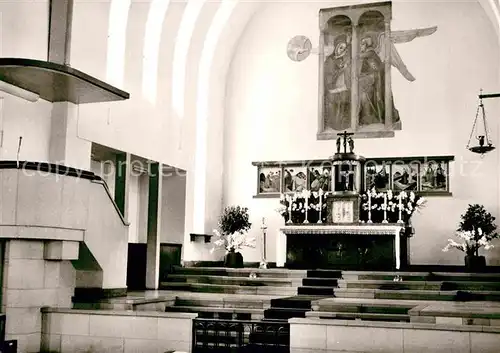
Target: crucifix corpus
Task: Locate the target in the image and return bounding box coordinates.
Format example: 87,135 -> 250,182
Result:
336,130 -> 355,154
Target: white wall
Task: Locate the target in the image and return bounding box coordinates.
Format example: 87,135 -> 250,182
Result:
224,0 -> 500,265
161,173 -> 187,244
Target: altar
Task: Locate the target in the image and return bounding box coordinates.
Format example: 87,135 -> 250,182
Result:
273,132 -> 420,271
277,224 -> 410,270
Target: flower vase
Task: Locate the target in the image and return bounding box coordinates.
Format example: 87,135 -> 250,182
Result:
404,218 -> 415,237
465,255 -> 486,273
225,250 -> 243,268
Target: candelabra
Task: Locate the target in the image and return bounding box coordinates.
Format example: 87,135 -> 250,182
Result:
259,217 -> 268,269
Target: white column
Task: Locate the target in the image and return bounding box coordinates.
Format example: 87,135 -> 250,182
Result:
47,0 -> 91,170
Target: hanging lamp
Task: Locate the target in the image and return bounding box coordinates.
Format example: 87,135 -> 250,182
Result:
466,89 -> 496,156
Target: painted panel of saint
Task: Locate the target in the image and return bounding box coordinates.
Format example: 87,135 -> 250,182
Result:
365,162 -> 390,190
391,162 -> 419,191
308,165 -> 332,192
420,162 -> 447,191
357,11 -> 400,131
323,15 -> 352,132
258,167 -> 281,194
283,167 -> 307,193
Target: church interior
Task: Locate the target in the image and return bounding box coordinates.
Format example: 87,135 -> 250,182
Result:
0,0 -> 500,352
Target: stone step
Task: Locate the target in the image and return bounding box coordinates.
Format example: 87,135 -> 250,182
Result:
305,311 -> 410,322
308,269 -> 343,278
302,277 -> 339,287
165,305 -> 264,320
342,271 -> 500,282
334,288 -> 500,301
166,274 -> 301,287
270,296 -> 323,310
173,266 -> 307,278
298,286 -> 335,296
162,282 -> 298,296
174,295 -> 272,309
264,308 -> 309,320
311,302 -> 412,315
338,279 -> 500,291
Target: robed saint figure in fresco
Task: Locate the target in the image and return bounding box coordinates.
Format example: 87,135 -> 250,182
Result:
324,33 -> 352,131
358,35 -> 401,127
320,18 -> 437,134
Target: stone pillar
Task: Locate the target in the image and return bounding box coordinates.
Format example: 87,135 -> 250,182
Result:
114,153 -> 130,218
2,240 -> 76,353
146,163 -> 162,289
47,0 -> 91,170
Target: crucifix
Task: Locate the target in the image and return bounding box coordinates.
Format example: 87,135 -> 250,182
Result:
339,167 -> 356,191
336,131 -> 354,154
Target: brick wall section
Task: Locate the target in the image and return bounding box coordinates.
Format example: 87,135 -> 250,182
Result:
41,309 -> 196,353
2,240 -> 76,352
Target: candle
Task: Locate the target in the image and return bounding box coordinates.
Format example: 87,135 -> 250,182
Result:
287,195 -> 292,224
367,193 -> 373,223
318,189 -> 323,223
382,193 -> 388,223
398,193 -> 403,223
304,196 -> 309,224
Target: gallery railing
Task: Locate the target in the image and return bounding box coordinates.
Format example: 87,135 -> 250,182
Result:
192,318 -> 289,353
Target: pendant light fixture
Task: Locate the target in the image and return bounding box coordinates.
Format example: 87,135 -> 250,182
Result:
467,89 -> 496,156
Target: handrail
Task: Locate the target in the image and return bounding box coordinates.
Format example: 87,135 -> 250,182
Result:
0,160 -> 129,226
91,179 -> 129,226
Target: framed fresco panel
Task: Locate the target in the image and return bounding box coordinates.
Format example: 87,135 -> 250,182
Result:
308,165 -> 332,192
420,161 -> 448,192
391,161 -> 419,192
365,161 -> 390,190
258,166 -> 282,195
317,2 -> 437,140
283,166 -> 307,193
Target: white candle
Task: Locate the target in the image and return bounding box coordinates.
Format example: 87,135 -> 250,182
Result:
382,193 -> 388,223
398,193 -> 403,223
318,190 -> 323,223
304,195 -> 309,223
287,195 -> 292,224
367,193 -> 372,223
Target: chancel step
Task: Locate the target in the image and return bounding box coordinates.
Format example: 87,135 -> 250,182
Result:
166,274 -> 301,287
334,288 -> 500,301
171,266 -> 307,278
298,286 -> 335,296
338,279 -> 500,291
342,271 -> 500,282
302,277 -> 339,287
165,305 -> 264,320
305,311 -> 410,322
161,282 -> 298,295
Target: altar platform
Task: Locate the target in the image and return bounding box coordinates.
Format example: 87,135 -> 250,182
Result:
277,223 -> 409,271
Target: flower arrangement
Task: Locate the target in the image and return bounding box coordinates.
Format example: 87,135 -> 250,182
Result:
211,206 -> 255,253
277,189 -> 329,224
442,204 -> 498,256
359,188 -> 426,224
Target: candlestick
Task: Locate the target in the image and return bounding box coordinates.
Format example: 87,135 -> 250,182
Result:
318,189 -> 323,224
397,193 -> 403,223
304,194 -> 309,224
367,193 -> 373,223
382,193 -> 388,223
287,195 -> 292,224
260,217 -> 268,269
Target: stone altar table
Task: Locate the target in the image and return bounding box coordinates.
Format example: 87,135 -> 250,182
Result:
277,224 -> 407,270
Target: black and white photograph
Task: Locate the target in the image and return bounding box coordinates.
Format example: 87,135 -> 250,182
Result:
3,0 -> 499,352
